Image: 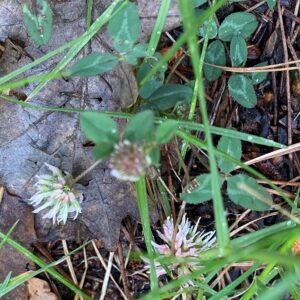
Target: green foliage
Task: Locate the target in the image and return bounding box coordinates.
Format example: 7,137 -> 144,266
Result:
181,174 -> 223,203
217,135 -> 241,174
181,135 -> 272,211
230,36 -> 248,67
228,74 -> 257,108
155,120 -> 178,144
147,84 -> 193,110
149,147 -> 160,166
267,0 -> 276,10
0,272 -> 11,292
80,112 -> 118,159
193,0 -> 207,7
204,40 -> 226,81
252,62 -> 269,84
108,2 -> 141,52
125,43 -> 149,65
137,53 -> 167,98
67,53 -> 118,77
227,174 -> 272,211
197,10 -> 218,39
124,110 -> 154,142
22,0 -> 53,46
218,12 -> 258,41
199,19 -> 218,39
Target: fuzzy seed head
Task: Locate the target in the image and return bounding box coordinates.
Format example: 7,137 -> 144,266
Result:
109,140 -> 151,181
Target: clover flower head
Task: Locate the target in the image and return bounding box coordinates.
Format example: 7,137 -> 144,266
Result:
29,163 -> 83,224
150,214 -> 216,277
109,140 -> 151,182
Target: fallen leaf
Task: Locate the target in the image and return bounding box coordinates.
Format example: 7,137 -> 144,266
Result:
0,0 -> 165,251
27,278 -> 58,300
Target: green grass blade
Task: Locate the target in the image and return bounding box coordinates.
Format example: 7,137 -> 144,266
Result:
0,38 -> 79,86
0,241 -> 91,298
140,0 -> 226,87
86,0 -> 93,30
181,1 -> 214,158
156,179 -> 172,217
147,0 -> 172,56
0,232 -> 92,299
0,94 -> 286,149
28,0 -> 127,98
210,262 -> 260,299
135,177 -> 159,294
178,0 -> 229,253
0,221 -> 18,249
0,72 -> 62,91
0,272 -> 12,291
177,120 -> 286,149
257,272 -> 298,300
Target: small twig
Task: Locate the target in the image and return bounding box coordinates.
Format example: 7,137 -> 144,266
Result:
230,212 -> 278,238
238,183 -> 300,225
92,241 -> 127,300
205,59 -> 300,72
171,201 -> 186,255
278,2 -> 292,149
74,246 -> 88,300
117,241 -> 132,300
256,179 -> 300,187
72,159 -> 102,185
236,142 -> 300,170
62,240 -> 78,286
99,252 -> 114,300
291,0 -> 300,34
0,186 -> 4,204
271,58 -> 278,126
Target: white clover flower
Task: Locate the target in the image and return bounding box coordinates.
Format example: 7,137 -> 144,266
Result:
29,163 -> 83,224
150,214 -> 216,277
109,140 -> 151,182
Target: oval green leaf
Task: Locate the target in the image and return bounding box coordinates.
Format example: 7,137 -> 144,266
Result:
217,135 -> 242,174
204,40 -> 226,81
124,110 -> 154,142
230,36 -> 248,67
137,53 -> 167,99
147,84 -> 193,111
80,112 -> 119,145
68,53 -> 118,77
228,74 -> 257,108
108,2 -> 140,52
193,0 -> 207,7
181,174 -> 223,204
218,12 -> 258,41
199,19 -> 218,39
227,174 -> 272,211
267,0 -> 276,9
155,120 -> 178,144
252,62 -> 268,85
22,0 -> 53,46
125,43 -> 148,65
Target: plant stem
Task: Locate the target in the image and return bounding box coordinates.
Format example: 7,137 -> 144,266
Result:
147,0 -> 172,56
72,159 -> 102,185
135,176 -> 159,294
178,0 -> 230,254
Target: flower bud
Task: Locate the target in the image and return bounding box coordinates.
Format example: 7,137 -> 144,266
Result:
109,140 -> 151,181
